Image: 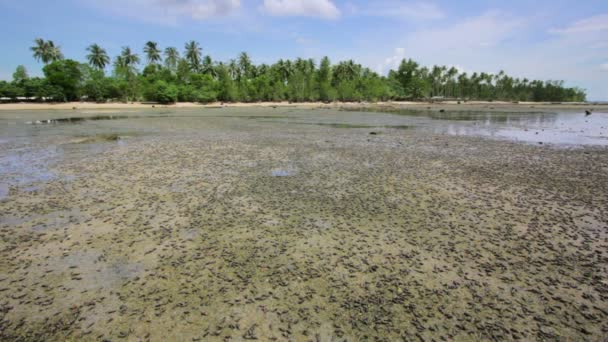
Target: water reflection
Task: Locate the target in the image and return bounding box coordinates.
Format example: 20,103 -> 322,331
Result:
429,112 -> 608,145
271,168 -> 297,177
26,115 -> 129,124
0,146 -> 59,185
342,107 -> 607,145
0,183 -> 8,200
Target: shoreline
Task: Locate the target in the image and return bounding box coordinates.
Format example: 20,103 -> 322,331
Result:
0,101 -> 606,112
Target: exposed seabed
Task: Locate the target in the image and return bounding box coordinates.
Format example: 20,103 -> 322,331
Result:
0,107 -> 607,340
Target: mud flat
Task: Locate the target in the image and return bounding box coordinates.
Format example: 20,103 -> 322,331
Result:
0,107 -> 607,340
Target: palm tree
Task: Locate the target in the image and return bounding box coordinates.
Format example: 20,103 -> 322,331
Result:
275,59 -> 293,83
333,60 -> 359,83
228,59 -> 238,79
115,46 -> 140,79
31,38 -> 63,64
31,38 -> 47,63
238,52 -> 252,80
201,55 -> 216,77
86,44 -> 110,70
184,40 -> 202,71
457,73 -> 468,99
164,47 -> 180,70
120,46 -> 140,68
446,67 -> 458,97
144,41 -> 162,65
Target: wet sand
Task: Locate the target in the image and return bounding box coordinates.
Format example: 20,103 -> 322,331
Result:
1,100 -> 607,113
0,107 -> 607,340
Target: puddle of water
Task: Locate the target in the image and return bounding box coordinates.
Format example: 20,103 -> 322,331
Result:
27,115 -> 130,124
271,168 -> 296,177
0,183 -> 8,200
25,114 -> 290,125
0,146 -> 59,185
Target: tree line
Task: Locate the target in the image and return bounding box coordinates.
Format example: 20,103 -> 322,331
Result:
0,38 -> 587,103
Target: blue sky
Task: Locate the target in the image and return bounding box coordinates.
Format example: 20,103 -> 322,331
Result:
0,0 -> 606,100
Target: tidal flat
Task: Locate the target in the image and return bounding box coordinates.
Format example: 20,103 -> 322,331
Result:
0,107 -> 607,341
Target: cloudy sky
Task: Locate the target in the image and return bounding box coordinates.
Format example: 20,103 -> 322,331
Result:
0,0 -> 606,100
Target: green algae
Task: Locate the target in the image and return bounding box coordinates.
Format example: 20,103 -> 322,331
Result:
0,107 -> 607,341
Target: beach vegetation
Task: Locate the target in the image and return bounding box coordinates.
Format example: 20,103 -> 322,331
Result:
0,39 -> 587,103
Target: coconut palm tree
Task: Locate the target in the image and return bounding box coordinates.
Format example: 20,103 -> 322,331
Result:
144,41 -> 162,65
238,52 -> 253,80
201,55 -> 216,77
446,67 -> 458,97
184,40 -> 202,71
333,60 -> 359,83
31,38 -> 47,63
120,46 -> 140,68
86,44 -> 110,70
114,46 -> 140,78
228,59 -> 238,80
275,59 -> 293,84
164,47 -> 179,70
31,38 -> 63,64
457,72 -> 468,99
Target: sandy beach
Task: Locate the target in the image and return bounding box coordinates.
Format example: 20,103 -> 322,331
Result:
0,100 -> 606,113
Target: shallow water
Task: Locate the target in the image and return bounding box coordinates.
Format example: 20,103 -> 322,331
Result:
340,108 -> 608,145
431,112 -> 608,145
0,107 -> 606,340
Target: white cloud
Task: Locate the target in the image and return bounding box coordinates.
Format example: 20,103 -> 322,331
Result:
371,11 -> 523,73
600,63 -> 608,72
262,0 -> 340,19
376,47 -> 406,73
86,0 -> 241,24
550,14 -> 608,34
376,48 -> 468,74
363,1 -> 444,20
407,11 -> 523,50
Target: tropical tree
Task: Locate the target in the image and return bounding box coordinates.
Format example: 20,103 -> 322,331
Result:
31,38 -> 64,64
118,47 -> 140,69
113,47 -> 140,100
446,67 -> 458,97
43,59 -> 82,101
238,52 -> 253,80
184,41 -> 202,71
201,55 -> 217,77
144,41 -> 162,65
317,56 -> 333,102
12,65 -> 29,85
164,47 -> 180,71
86,44 -> 110,70
18,40 -> 588,103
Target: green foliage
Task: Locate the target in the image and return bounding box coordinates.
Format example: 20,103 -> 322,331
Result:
81,66 -> 112,102
86,44 -> 110,70
185,41 -> 202,71
175,74 -> 217,103
42,59 -> 83,101
17,39 -> 587,103
144,41 -> 162,65
216,64 -> 237,102
13,65 -> 29,85
0,81 -> 23,99
164,47 -> 180,71
144,80 -> 178,104
31,38 -> 63,64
